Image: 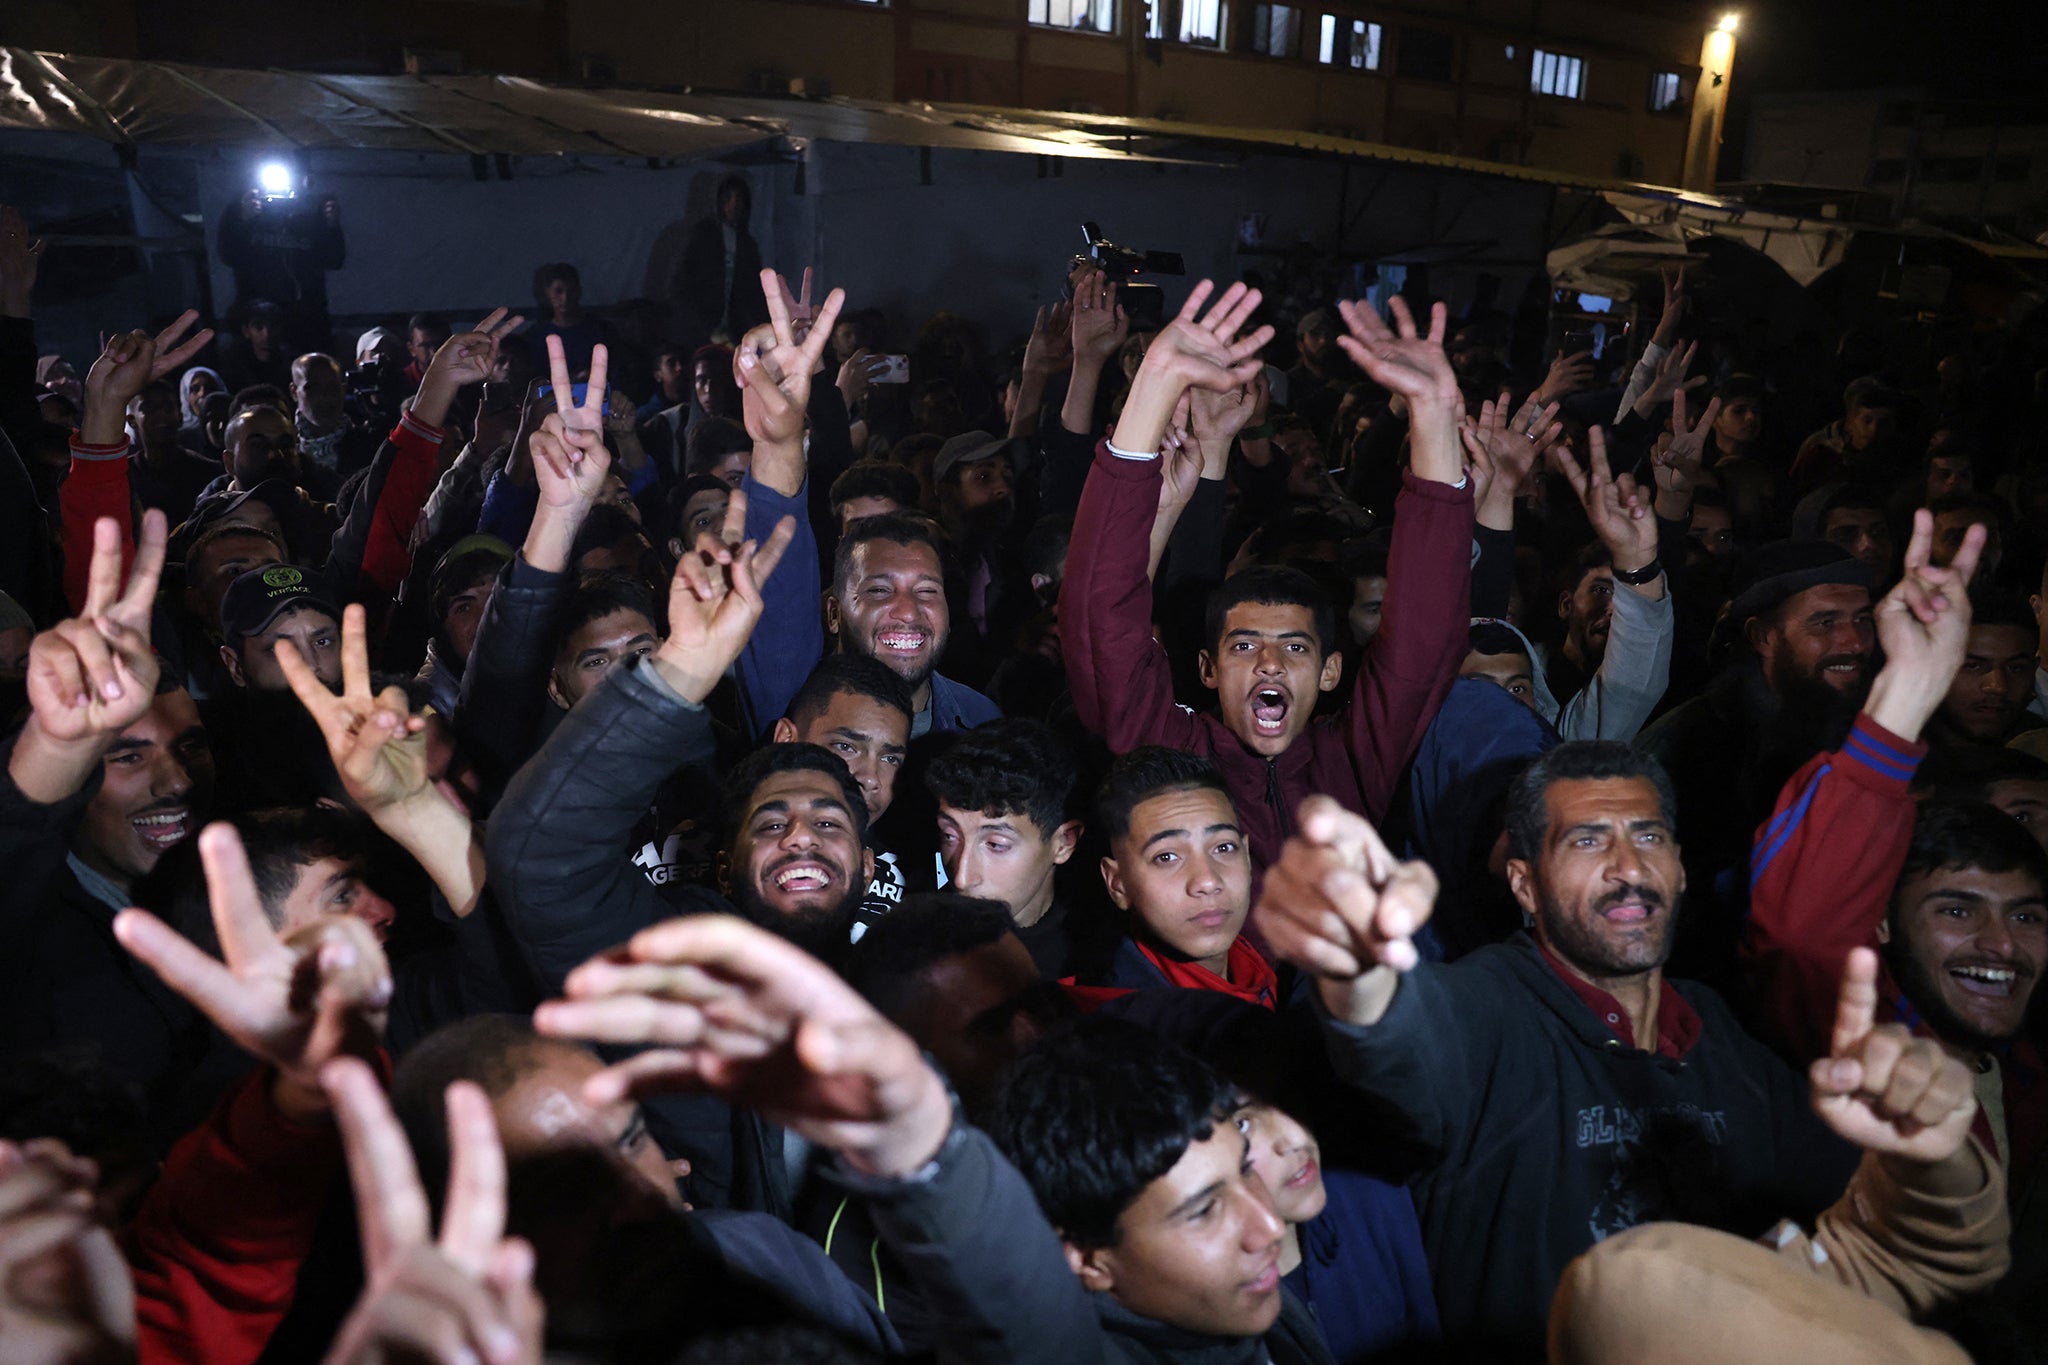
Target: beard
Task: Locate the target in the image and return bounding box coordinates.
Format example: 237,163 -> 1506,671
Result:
729,878 -> 863,967
1541,882 -> 1679,979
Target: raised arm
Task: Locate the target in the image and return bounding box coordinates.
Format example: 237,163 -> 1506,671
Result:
1332,296 -> 1477,812
9,511 -> 165,807
535,915 -> 1107,1365
346,309 -> 524,599
280,604 -> 485,917
1061,280 -> 1270,752
63,312 -> 211,612
1010,299 -> 1072,440
1545,428 -> 1673,741
1746,512 -> 1985,1063
732,268 -> 844,736
1253,796 -> 1480,1159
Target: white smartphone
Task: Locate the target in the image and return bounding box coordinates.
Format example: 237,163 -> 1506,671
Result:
872,354 -> 910,385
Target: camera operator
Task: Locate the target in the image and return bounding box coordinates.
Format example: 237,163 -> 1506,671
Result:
217,181 -> 346,356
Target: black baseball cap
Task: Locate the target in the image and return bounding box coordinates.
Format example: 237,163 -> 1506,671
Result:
219,562 -> 341,645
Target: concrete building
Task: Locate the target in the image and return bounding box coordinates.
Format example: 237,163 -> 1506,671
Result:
1745,89 -> 2048,238
4,0 -> 1730,186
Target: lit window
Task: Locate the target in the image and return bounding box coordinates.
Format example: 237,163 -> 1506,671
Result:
1649,70 -> 1684,111
1180,0 -> 1224,45
1251,3 -> 1302,57
1317,15 -> 1381,69
1531,48 -> 1585,99
1030,0 -> 1116,32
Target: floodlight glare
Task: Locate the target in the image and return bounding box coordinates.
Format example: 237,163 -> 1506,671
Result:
257,161 -> 294,196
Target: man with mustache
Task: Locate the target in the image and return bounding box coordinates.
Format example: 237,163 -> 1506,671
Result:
1638,538 -> 1877,982
1748,513 -> 2048,1191
1253,759 -> 1861,1358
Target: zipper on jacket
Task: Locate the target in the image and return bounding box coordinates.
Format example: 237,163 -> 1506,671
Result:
1265,757 -> 1291,836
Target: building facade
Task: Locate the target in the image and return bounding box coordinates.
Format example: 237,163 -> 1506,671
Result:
1745,89 -> 2048,238
5,0 -> 1727,185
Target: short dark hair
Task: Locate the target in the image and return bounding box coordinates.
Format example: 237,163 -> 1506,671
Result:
1968,587 -> 2038,636
532,262 -> 580,309
134,806 -> 367,938
1561,540 -> 1615,596
832,511 -> 946,597
406,312 -> 449,341
926,718 -> 1080,838
986,1017 -> 1239,1250
1919,746 -> 2048,804
238,806 -> 367,926
842,893 -> 1021,1022
1898,801 -> 2048,901
721,742 -> 870,847
785,654 -> 914,732
568,504 -> 652,572
1505,741 -> 1678,863
431,543 -> 509,624
685,418 -> 751,477
828,462 -> 922,520
553,575 -> 660,659
1340,537 -> 1390,582
230,384 -> 291,418
1204,566 -> 1336,658
1928,492 -> 2004,527
1094,746 -> 1233,845
391,1014 -> 573,1208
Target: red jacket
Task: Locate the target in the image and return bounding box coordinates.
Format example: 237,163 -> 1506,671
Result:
123,1067 -> 343,1365
1745,712 -> 2046,1187
1060,443 -> 1474,870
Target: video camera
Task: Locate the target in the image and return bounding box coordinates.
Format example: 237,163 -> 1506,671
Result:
1070,221 -> 1185,333
345,357 -> 408,429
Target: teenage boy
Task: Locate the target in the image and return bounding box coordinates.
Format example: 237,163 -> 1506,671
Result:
1079,746 -> 1276,1009
925,718 -> 1088,977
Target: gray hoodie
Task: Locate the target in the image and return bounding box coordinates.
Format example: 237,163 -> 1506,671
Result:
1482,576 -> 1673,742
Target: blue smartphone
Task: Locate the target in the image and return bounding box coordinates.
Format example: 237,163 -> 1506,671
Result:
535,382 -> 598,410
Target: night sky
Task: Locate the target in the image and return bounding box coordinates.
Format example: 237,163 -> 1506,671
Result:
1721,0 -> 2048,175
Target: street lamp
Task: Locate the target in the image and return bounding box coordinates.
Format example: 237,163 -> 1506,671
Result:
1683,15 -> 1741,190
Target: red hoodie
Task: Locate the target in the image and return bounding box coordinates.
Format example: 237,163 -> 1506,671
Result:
1060,442 -> 1473,872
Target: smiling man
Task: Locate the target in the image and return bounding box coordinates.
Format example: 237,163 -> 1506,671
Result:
1074,747 -> 1276,1009
3,512 -> 221,1100
720,743 -> 874,959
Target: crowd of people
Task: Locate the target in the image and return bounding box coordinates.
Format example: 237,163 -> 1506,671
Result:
2,181 -> 2048,1364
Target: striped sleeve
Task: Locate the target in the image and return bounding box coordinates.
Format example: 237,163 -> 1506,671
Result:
1742,714 -> 1925,1064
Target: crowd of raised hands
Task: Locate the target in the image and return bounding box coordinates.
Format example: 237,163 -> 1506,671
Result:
5,183 -> 2048,1365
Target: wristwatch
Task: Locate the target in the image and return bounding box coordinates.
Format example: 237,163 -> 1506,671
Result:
1611,558 -> 1663,586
